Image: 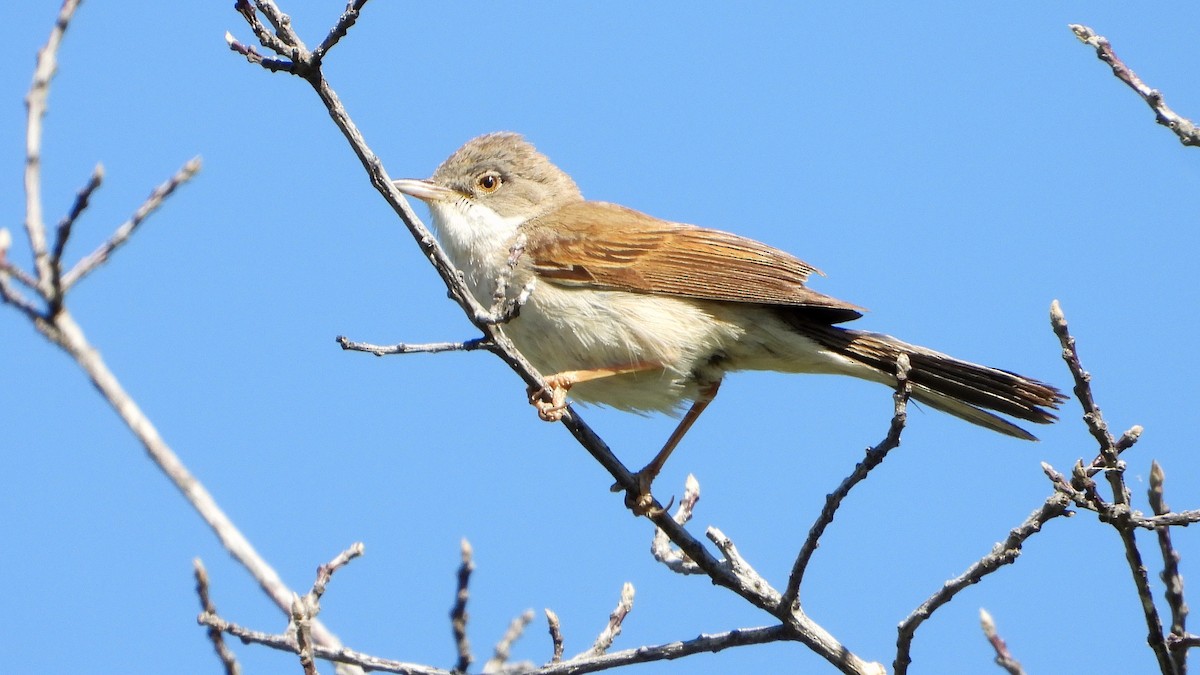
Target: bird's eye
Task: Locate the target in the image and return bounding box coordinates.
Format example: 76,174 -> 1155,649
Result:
476,173 -> 502,193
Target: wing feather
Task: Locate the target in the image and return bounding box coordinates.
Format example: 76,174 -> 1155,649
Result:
523,201 -> 863,323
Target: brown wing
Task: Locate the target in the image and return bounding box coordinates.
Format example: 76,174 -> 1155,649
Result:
522,201 -> 864,323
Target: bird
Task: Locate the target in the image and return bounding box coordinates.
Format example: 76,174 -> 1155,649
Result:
393,132 -> 1064,508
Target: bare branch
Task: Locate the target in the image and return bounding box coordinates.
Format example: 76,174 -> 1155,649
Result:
311,542 -> 365,603
201,610 -> 794,675
1168,633 -> 1200,651
544,609 -> 564,664
1115,514 -> 1173,672
1069,24 -> 1200,147
1050,299 -> 1134,513
61,157 -> 201,290
313,0 -> 369,65
1044,462 -> 1200,530
24,0 -> 83,290
652,474 -> 703,574
194,559 -> 242,675
979,609 -> 1025,675
0,227 -> 41,293
0,266 -> 43,323
1149,462 -> 1190,671
894,494 -> 1071,675
236,0 -> 298,56
450,539 -> 473,674
291,593 -> 320,675
337,335 -> 495,356
50,163 -> 104,300
225,31 -> 294,72
535,626 -> 795,675
708,528 -> 780,607
483,610 -> 535,673
576,583 -> 635,659
783,353 -> 911,607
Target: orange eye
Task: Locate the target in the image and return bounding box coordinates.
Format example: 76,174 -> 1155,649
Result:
476,173 -> 502,193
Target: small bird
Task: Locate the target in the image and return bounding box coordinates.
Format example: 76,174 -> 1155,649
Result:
394,133 -> 1064,505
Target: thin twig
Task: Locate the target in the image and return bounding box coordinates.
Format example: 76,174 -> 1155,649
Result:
545,609 -> 564,664
708,528 -> 781,607
1115,514 -> 1173,673
483,610 -> 535,673
24,0 -> 82,290
1049,300 -> 1125,502
1149,461 -> 1189,674
61,157 -> 201,290
225,31 -> 294,72
0,268 -> 43,321
201,610 -> 792,675
1169,633 -> 1200,651
651,474 -> 703,574
1044,462 -> 1200,530
783,353 -> 910,607
979,609 -> 1025,675
576,583 -> 635,659
451,539 -> 473,674
0,244 -> 42,294
313,0 -> 369,65
49,163 -> 104,304
239,0 -> 297,56
337,335 -> 494,356
1069,24 -> 1200,147
1048,301 -> 1172,673
894,494 -> 1071,675
194,559 -> 242,675
292,593 -> 320,675
311,542 -> 365,602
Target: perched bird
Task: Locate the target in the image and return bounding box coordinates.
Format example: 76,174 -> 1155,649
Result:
394,133 -> 1064,505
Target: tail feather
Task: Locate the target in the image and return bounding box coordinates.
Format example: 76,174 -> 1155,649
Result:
791,323 -> 1066,440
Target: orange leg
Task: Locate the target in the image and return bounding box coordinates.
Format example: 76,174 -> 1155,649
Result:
528,361 -> 662,422
618,379 -> 723,515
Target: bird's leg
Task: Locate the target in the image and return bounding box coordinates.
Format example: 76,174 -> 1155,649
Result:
619,379 -> 722,515
528,361 -> 661,422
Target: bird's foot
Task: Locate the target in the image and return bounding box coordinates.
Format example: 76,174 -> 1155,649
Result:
528,373 -> 574,422
612,468 -> 668,517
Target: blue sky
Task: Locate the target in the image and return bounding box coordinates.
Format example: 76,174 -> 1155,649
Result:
4,2 -> 1199,673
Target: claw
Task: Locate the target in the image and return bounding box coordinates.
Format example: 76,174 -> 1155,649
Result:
621,469 -> 666,517
528,374 -> 574,422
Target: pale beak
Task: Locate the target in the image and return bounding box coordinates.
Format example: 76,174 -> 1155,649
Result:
392,178 -> 458,203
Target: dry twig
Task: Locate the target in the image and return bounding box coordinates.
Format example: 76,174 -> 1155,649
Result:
979,609 -> 1025,675
194,559 -> 242,675
1069,24 -> 1200,147
4,1 -> 361,669
451,539 -> 474,673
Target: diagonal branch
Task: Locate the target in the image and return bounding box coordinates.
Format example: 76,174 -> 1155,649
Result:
893,493 -> 1071,675
61,157 -> 201,291
1069,24 -> 1200,147
783,354 -> 910,608
228,4 -> 885,673
312,0 -> 368,64
49,163 -> 104,307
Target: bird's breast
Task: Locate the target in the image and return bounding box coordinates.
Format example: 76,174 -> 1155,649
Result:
501,283 -> 745,414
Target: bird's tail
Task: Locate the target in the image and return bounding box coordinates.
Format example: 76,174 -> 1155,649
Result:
791,323 -> 1066,440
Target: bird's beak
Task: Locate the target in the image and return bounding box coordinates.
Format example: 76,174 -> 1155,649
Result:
392,178 -> 457,203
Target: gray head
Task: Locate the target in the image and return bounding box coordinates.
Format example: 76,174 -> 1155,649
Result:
428,132 -> 583,220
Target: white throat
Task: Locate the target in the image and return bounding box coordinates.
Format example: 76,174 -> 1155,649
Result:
427,198 -> 528,303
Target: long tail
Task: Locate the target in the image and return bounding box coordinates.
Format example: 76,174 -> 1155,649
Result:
792,324 -> 1066,440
